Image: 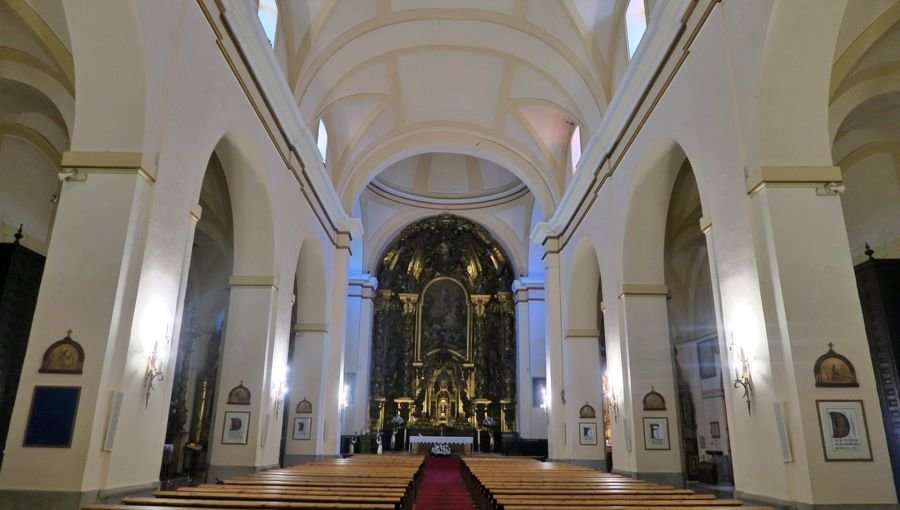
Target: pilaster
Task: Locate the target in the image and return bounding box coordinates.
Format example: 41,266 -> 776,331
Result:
0,153 -> 156,507
542,237 -> 567,459
207,275 -> 279,479
616,283 -> 683,484
747,167 -> 895,505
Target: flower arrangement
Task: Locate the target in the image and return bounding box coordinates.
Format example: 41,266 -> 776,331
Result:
430,443 -> 451,457
391,415 -> 405,427
482,415 -> 496,428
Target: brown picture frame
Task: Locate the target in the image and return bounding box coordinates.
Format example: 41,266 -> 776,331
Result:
814,343 -> 859,388
39,331 -> 84,374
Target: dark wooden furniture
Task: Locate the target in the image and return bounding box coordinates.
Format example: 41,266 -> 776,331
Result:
855,252 -> 900,496
0,230 -> 46,468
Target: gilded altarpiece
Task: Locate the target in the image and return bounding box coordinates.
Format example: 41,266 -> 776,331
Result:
369,215 -> 516,433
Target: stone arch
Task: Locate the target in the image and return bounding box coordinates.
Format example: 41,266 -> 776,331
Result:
64,0 -> 147,151
621,138 -> 699,284
566,237 -> 602,331
210,131 -> 276,277
337,126 -> 558,218
294,235 -> 329,325
756,0 -> 848,167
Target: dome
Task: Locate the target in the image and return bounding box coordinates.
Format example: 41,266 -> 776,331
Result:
371,153 -> 525,202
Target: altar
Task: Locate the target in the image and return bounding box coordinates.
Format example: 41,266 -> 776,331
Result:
409,435 -> 473,455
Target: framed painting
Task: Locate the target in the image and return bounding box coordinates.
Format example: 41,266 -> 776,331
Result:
816,400 -> 872,461
579,422 -> 598,445
643,417 -> 670,450
222,411 -> 251,445
293,417 -> 312,440
24,386 -> 81,447
814,344 -> 859,387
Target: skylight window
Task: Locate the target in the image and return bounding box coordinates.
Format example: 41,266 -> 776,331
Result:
257,0 -> 278,46
570,125 -> 582,174
625,0 -> 647,59
317,119 -> 329,165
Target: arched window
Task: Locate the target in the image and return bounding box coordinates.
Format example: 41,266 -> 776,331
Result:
257,0 -> 278,46
625,0 -> 647,59
317,119 -> 329,165
569,124 -> 582,174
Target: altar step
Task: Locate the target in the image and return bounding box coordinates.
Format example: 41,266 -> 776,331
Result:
413,456 -> 476,509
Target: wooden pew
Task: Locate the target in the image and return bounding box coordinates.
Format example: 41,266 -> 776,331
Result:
461,457 -> 771,510
83,456 -> 424,510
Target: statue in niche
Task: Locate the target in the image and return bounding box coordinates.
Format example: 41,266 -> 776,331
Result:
421,279 -> 467,356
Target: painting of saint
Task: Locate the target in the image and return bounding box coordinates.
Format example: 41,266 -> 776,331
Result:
420,278 -> 468,357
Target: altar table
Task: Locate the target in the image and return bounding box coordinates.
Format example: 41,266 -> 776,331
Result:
409,435 -> 474,454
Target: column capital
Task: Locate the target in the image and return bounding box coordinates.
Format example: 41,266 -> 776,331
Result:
61,150 -> 157,182
565,329 -> 601,339
699,215 -> 712,235
294,323 -> 328,333
229,275 -> 278,290
746,165 -> 842,195
617,283 -> 669,298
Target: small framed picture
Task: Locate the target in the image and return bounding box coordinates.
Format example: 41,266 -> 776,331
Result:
710,421 -> 721,438
293,417 -> 312,440
816,400 -> 872,461
579,422 -> 597,445
643,417 -> 670,450
221,411 -> 250,445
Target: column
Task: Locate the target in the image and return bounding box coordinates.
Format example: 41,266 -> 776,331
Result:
319,234 -> 351,456
343,274 -> 377,433
207,276 -> 279,480
616,284 -> 683,486
285,323 -> 326,465
563,330 -> 605,469
745,167 -> 895,505
543,238 -> 567,460
513,280 -> 533,438
0,152 -> 156,508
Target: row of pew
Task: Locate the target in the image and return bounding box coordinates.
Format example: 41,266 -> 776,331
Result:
461,457 -> 771,510
82,456 -> 424,510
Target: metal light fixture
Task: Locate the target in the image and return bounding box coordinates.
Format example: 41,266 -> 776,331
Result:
143,338 -> 166,408
274,368 -> 289,413
730,334 -> 753,415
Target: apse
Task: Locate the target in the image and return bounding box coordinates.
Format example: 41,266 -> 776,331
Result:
368,214 -> 517,434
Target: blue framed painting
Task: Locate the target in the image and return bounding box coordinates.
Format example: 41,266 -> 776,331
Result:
24,386 -> 81,447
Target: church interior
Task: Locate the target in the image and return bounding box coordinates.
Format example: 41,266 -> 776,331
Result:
1,0 -> 900,508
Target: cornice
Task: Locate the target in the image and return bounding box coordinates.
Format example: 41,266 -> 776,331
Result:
201,0 -> 362,246
531,0 -> 714,248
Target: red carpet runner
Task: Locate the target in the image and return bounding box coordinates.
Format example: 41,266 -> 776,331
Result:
413,456 -> 476,509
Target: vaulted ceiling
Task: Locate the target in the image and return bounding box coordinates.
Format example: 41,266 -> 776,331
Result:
273,0 -> 629,215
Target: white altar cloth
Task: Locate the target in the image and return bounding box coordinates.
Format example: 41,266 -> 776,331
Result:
409,435 -> 473,453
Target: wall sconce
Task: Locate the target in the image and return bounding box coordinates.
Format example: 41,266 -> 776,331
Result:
274,368 -> 289,414
730,334 -> 753,415
539,387 -> 548,411
339,383 -> 350,411
143,336 -> 167,408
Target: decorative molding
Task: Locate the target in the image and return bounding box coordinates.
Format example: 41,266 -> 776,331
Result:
530,0 -> 714,250
202,0 -> 363,249
228,275 -> 278,289
60,151 -> 157,182
189,204 -> 203,224
699,215 -> 712,235
746,166 -> 843,195
618,283 -> 669,298
294,323 -> 328,333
